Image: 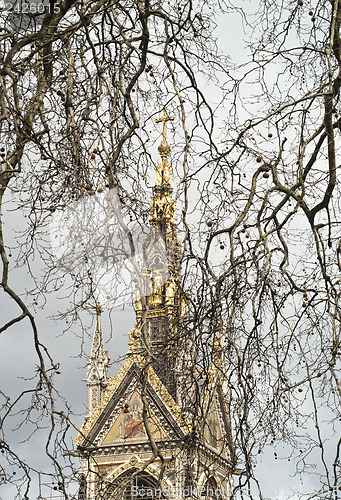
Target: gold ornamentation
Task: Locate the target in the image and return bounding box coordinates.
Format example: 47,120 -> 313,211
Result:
128,324 -> 141,352
153,160 -> 173,187
129,455 -> 140,466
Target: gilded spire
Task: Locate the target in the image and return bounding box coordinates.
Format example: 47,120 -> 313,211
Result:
150,109 -> 177,227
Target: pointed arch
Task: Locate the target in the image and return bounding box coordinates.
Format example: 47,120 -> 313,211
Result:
201,476 -> 222,499
103,467 -> 168,500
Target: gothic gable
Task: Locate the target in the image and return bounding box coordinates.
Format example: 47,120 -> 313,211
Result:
75,355 -> 189,449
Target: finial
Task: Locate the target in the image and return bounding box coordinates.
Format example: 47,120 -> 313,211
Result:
96,301 -> 102,316
155,108 -> 175,158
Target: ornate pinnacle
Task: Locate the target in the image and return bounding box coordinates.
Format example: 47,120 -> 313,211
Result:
155,108 -> 175,159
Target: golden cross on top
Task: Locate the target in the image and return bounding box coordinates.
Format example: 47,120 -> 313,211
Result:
95,301 -> 102,315
155,108 -> 175,143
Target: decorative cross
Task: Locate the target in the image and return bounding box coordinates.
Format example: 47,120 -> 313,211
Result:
155,108 -> 175,143
95,301 -> 102,315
